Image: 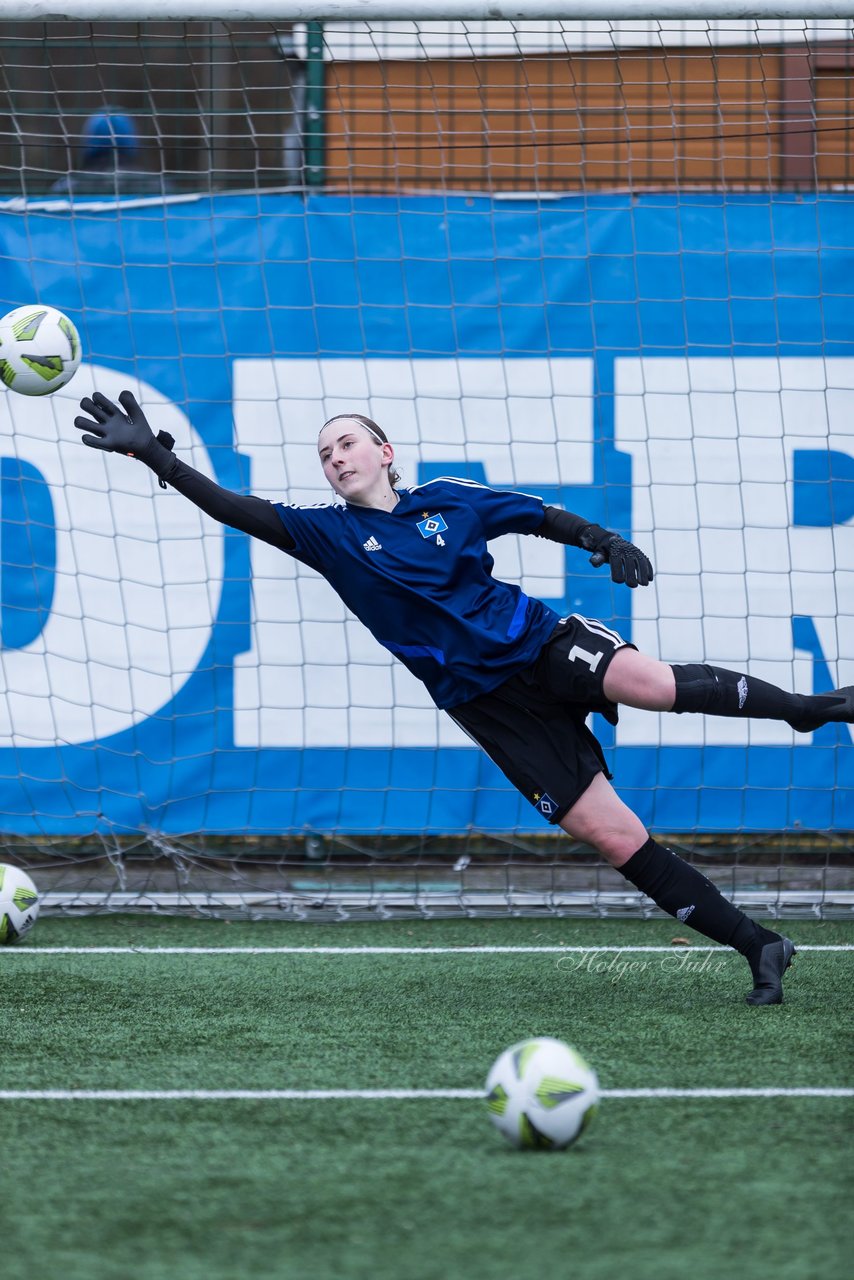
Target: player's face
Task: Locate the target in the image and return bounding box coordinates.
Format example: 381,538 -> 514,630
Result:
317,420 -> 393,503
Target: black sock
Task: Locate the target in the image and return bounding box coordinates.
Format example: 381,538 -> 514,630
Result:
671,663 -> 847,731
617,837 -> 779,969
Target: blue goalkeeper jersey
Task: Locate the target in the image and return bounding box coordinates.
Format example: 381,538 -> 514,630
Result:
274,477 -> 559,709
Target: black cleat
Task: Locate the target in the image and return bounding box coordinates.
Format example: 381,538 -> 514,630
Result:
786,686 -> 854,734
746,936 -> 797,1006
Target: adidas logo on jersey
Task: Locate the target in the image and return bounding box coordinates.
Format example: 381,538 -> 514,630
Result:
363,536 -> 382,552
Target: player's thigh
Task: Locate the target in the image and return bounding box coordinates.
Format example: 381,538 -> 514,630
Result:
602,647 -> 676,711
558,772 -> 648,865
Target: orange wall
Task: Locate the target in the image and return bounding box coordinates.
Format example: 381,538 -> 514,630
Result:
324,46 -> 852,191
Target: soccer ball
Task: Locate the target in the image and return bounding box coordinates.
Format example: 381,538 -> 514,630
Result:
485,1037 -> 599,1150
0,304 -> 82,396
0,864 -> 40,944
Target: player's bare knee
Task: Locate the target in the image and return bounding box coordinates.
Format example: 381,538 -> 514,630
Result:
589,824 -> 646,866
559,812 -> 644,865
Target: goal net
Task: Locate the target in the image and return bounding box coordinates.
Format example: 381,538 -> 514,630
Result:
0,4 -> 852,919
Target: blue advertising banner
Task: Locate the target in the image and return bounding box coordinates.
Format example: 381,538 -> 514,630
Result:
0,192 -> 852,834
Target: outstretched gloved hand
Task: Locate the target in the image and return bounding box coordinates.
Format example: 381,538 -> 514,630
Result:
580,526 -> 654,588
74,390 -> 174,459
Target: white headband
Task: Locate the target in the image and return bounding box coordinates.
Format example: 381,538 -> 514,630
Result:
320,418 -> 386,448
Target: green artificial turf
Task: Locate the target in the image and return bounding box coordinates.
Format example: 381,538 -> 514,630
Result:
1,915 -> 850,1280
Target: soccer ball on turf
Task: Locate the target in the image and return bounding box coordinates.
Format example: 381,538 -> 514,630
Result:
485,1037 -> 599,1150
0,865 -> 40,945
0,304 -> 82,396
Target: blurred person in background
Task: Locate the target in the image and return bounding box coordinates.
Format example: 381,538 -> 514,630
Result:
51,112 -> 172,197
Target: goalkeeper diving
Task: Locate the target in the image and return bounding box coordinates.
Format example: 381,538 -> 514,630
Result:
75,390 -> 854,1004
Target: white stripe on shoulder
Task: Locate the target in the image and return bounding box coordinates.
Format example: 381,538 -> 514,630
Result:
413,477 -> 544,502
279,501 -> 342,511
415,476 -> 491,490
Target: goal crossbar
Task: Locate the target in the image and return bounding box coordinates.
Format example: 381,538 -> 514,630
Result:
9,2 -> 854,23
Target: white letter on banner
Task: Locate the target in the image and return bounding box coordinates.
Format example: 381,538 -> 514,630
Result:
614,357 -> 854,746
0,366 -> 223,746
231,357 -> 593,748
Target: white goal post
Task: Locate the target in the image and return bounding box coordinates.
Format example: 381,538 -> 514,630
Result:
7,2 -> 854,18
0,3 -> 852,920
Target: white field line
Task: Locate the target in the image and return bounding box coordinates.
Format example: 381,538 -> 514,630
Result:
2,944 -> 851,955
0,1088 -> 850,1101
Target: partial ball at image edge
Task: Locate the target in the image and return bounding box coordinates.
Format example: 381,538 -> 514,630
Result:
0,864 -> 40,945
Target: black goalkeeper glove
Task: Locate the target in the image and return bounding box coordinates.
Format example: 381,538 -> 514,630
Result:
74,390 -> 175,461
579,524 -> 654,589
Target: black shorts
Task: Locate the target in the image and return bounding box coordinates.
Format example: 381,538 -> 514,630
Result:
448,614 -> 633,825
